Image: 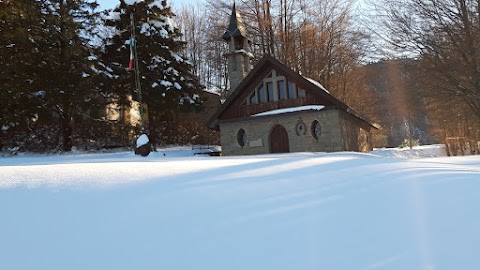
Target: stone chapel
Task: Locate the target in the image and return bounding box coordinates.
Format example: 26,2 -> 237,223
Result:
208,3 -> 375,156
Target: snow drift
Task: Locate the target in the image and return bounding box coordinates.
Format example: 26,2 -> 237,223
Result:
1,145 -> 479,270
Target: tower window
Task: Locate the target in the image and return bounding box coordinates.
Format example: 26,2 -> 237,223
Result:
234,38 -> 243,50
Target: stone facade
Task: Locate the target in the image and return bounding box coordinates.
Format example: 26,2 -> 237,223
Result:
219,109 -> 349,156
226,49 -> 251,92
208,55 -> 376,156
338,111 -> 373,152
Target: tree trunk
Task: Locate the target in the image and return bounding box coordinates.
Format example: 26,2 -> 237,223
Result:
62,116 -> 73,152
408,113 -> 413,149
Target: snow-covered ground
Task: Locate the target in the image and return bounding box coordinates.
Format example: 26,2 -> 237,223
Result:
1,145 -> 479,270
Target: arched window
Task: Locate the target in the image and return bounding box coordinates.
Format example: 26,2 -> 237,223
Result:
311,120 -> 322,140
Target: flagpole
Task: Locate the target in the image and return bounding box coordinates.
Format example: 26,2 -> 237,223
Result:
130,13 -> 145,134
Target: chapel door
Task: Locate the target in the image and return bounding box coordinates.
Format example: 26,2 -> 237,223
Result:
270,124 -> 290,153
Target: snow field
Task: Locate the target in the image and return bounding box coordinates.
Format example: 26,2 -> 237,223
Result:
1,145 -> 479,270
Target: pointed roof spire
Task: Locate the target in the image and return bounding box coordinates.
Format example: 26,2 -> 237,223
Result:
222,1 -> 248,41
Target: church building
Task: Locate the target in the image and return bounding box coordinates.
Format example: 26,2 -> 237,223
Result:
208,3 -> 375,156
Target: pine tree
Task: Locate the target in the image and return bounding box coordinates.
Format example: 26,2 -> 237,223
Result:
1,0 -> 107,152
0,0 -> 54,152
103,0 -> 201,145
35,0 -> 102,151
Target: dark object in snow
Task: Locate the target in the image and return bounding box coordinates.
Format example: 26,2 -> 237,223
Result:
135,134 -> 151,156
194,151 -> 221,156
193,146 -> 221,156
135,143 -> 151,157
193,150 -> 222,157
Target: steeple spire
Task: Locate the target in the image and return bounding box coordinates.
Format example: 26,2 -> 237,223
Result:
223,1 -> 252,93
222,1 -> 247,41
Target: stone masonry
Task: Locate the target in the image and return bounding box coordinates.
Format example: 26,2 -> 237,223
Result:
219,109 -> 345,156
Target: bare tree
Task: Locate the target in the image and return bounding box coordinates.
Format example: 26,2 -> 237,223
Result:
175,1 -> 230,93
177,0 -> 372,123
370,0 -> 480,119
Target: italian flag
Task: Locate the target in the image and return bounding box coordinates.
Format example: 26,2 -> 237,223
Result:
128,38 -> 134,71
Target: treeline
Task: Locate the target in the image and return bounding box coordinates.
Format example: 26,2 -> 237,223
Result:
2,0 -> 479,154
175,0 -> 480,150
176,0 -> 372,104
0,0 -> 202,153
368,0 -> 480,152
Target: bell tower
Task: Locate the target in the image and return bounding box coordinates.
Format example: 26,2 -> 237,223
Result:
222,2 -> 252,93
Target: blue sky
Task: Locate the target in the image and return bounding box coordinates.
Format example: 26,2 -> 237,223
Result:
97,0 -> 200,10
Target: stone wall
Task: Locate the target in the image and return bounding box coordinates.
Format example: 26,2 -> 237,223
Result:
338,111 -> 373,152
219,109 -> 344,156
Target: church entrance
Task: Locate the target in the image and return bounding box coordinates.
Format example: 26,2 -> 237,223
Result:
270,125 -> 290,153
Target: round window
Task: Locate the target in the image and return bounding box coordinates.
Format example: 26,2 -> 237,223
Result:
311,120 -> 322,140
295,119 -> 307,136
237,128 -> 248,147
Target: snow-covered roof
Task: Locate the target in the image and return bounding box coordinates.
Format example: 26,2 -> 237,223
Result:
305,78 -> 330,94
252,105 -> 325,117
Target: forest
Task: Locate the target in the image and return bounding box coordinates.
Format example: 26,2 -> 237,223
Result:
1,0 -> 479,154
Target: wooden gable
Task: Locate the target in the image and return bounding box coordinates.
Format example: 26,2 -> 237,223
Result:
208,54 -> 372,130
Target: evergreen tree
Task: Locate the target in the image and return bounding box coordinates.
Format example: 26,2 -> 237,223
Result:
0,0 -> 55,152
36,0 -> 103,151
103,0 -> 201,145
1,0 -> 110,153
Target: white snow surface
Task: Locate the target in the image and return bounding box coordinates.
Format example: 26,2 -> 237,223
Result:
136,133 -> 149,147
234,49 -> 254,58
252,105 -> 325,117
371,144 -> 448,159
1,145 -> 480,270
306,77 -> 330,94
